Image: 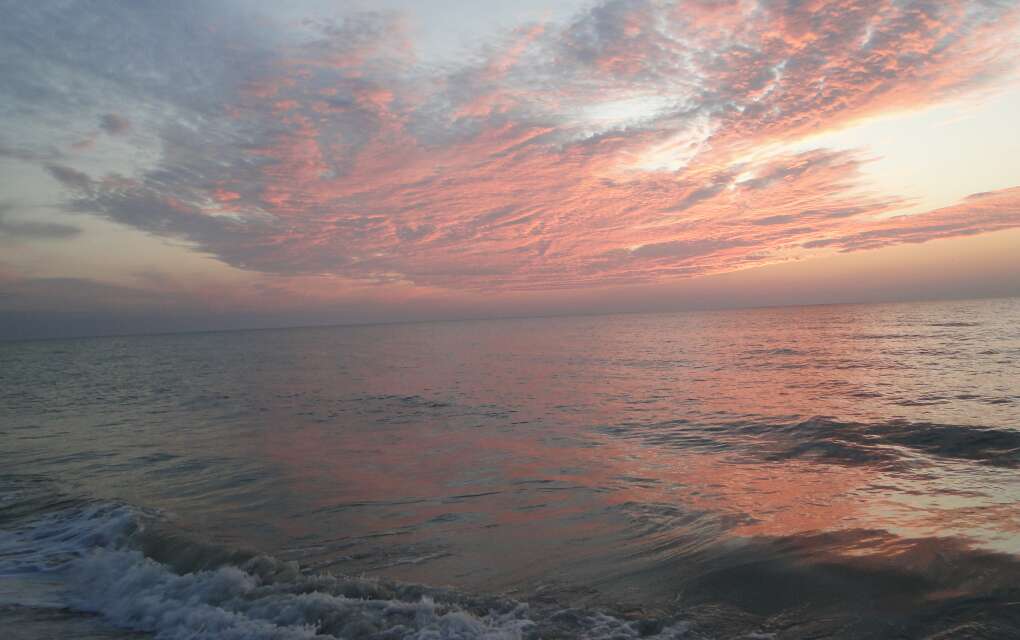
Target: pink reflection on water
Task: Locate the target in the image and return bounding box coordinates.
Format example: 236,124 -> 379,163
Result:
242,301 -> 1020,595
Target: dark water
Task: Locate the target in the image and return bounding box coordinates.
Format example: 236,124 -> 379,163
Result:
2,298 -> 1020,639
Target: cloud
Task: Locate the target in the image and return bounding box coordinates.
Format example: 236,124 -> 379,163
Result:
46,164 -> 93,189
99,113 -> 130,135
0,202 -> 81,239
3,0 -> 1020,295
753,214 -> 798,226
629,238 -> 751,260
0,141 -> 60,163
800,187 -> 1020,252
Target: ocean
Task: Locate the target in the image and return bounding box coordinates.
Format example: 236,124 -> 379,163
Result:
2,298 -> 1019,639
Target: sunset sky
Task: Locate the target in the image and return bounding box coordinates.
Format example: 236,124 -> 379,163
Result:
2,0 -> 1019,339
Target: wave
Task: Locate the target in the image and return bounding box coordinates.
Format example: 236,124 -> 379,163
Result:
758,418 -> 1020,469
0,478 -> 693,640
600,417 -> 1020,471
5,466 -> 1020,639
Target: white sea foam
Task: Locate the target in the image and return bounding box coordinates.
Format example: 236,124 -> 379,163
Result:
0,500 -> 141,608
0,502 -> 140,574
67,547 -> 535,640
0,499 -> 695,639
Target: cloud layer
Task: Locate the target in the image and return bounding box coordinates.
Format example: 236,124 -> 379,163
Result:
3,0 -> 1020,295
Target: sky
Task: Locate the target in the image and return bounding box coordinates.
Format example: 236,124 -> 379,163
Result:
1,0 -> 1019,339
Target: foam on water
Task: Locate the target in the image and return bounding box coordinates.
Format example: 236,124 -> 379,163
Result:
0,493 -> 695,640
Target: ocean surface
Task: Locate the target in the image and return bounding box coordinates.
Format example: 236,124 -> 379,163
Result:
2,298 -> 1020,639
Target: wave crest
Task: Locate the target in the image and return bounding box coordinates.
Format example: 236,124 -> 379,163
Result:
0,483 -> 692,640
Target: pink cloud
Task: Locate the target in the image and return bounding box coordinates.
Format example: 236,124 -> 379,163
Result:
61,1 -> 1020,295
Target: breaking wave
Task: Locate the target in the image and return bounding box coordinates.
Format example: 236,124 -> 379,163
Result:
0,478 -> 693,640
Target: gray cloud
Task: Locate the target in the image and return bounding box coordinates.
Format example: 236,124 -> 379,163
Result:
630,238 -> 749,260
99,113 -> 130,135
753,214 -> 798,226
0,202 -> 81,239
754,207 -> 869,226
665,180 -> 732,213
46,164 -> 93,189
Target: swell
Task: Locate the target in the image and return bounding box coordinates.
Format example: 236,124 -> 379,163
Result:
761,418 -> 1020,469
601,416 -> 1020,470
607,526 -> 1020,639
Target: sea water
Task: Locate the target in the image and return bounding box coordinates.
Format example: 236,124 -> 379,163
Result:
2,298 -> 1019,638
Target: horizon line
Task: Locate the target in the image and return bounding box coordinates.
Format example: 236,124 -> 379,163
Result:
2,291 -> 1016,345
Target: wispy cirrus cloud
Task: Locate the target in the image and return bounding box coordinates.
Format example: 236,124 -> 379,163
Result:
3,0 -> 1020,295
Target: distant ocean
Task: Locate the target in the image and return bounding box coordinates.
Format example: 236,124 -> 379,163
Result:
2,298 -> 1019,639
